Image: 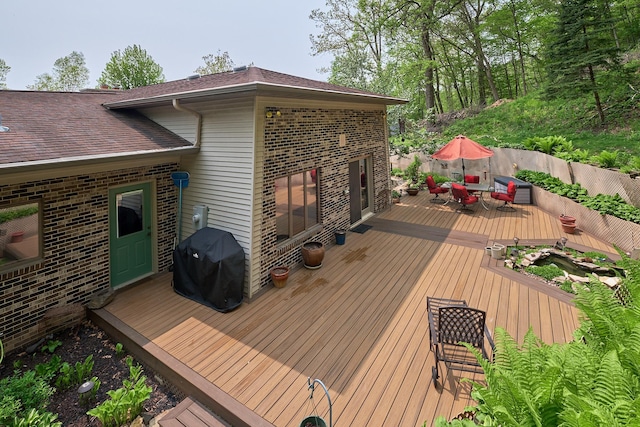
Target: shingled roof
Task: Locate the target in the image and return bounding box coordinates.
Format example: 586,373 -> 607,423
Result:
104,66 -> 406,109
0,91 -> 195,168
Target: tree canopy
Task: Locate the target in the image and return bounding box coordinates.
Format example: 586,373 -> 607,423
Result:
0,59 -> 9,89
98,45 -> 165,90
194,50 -> 236,75
27,51 -> 89,92
310,0 -> 640,127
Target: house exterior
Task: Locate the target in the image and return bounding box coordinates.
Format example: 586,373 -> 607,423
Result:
0,66 -> 405,352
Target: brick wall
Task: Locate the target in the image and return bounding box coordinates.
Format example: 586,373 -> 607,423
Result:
0,163 -> 178,353
259,107 -> 389,289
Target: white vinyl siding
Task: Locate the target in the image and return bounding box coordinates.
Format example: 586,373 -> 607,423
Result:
141,99 -> 256,295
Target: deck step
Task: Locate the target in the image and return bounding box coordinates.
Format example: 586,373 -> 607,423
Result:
158,397 -> 229,427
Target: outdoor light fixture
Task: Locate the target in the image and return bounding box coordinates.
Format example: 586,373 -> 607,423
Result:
265,108 -> 281,118
561,236 -> 568,249
513,237 -> 519,248
78,380 -> 95,404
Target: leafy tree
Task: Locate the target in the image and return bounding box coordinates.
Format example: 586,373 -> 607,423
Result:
0,59 -> 9,89
27,51 -> 89,91
546,0 -> 621,124
98,45 -> 165,90
194,50 -> 235,75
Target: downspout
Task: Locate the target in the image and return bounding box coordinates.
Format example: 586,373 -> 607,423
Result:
172,99 -> 202,148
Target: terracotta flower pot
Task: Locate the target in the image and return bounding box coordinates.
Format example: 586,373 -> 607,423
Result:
407,188 -> 419,196
559,215 -> 576,225
270,266 -> 290,288
561,223 -> 577,234
301,242 -> 325,269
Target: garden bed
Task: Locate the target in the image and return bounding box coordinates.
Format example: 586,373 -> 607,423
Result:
0,320 -> 180,426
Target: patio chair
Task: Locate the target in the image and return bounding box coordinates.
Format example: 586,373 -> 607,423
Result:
491,180 -> 517,211
427,297 -> 495,386
464,174 -> 480,195
450,183 -> 478,212
426,175 -> 449,203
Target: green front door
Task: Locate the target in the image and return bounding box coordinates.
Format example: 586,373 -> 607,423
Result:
109,183 -> 153,288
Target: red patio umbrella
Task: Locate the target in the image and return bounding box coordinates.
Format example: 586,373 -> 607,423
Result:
431,135 -> 494,180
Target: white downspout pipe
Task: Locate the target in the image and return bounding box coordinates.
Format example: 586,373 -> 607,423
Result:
172,99 -> 202,148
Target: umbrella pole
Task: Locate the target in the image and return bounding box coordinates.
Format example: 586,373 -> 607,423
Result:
462,159 -> 466,185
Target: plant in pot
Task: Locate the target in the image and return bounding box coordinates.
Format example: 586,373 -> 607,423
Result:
404,155 -> 422,195
406,183 -> 420,196
392,190 -> 401,203
301,241 -> 325,269
270,266 -> 290,288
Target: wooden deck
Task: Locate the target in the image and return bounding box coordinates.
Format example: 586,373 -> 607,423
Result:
91,192 -> 616,427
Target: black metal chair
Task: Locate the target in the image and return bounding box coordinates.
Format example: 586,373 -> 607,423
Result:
426,296 -> 495,385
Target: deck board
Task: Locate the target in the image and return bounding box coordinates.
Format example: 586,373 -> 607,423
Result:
95,192 -> 618,427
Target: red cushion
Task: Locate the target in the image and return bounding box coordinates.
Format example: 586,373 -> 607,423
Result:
491,192 -> 512,202
464,175 -> 480,184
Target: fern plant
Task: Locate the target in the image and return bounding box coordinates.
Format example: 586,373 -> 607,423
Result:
437,250 -> 640,426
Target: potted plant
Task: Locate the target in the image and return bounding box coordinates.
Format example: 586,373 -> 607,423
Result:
406,183 -> 420,196
559,214 -> 576,225
270,266 -> 290,288
392,190 -> 401,203
301,241 -> 325,269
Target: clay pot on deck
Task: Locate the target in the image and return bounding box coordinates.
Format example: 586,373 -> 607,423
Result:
561,223 -> 577,234
407,188 -> 419,196
270,266 -> 290,288
559,215 -> 576,225
301,241 -> 325,269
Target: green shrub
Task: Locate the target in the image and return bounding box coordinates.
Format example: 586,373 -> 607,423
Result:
9,408 -> 62,427
404,155 -> 422,183
86,357 -> 152,427
525,264 -> 565,281
0,370 -> 55,421
515,170 -> 640,224
590,150 -> 621,168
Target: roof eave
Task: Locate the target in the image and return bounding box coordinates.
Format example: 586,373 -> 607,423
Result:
0,145 -> 199,175
103,82 -> 408,109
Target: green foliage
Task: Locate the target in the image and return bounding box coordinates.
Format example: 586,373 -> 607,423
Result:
0,206 -> 39,225
115,342 -> 125,357
391,167 -> 404,177
34,355 -> 62,383
404,155 -> 422,183
86,357 -> 152,427
98,44 -> 165,90
438,251 -> 640,426
516,170 -> 640,224
620,156 -> 640,174
441,91 -> 640,157
0,58 -> 9,89
8,409 -> 62,427
40,340 -> 62,354
524,264 -> 565,281
590,150 -> 621,168
0,370 -> 55,422
55,355 -> 94,390
194,50 -> 235,75
26,51 -> 89,91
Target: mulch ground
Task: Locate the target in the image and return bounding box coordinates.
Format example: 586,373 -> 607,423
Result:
0,320 -> 180,426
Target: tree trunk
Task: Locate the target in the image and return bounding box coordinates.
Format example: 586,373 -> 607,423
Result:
420,23 -> 437,123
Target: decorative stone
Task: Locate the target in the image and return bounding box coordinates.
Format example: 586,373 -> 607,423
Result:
568,274 -> 590,283
521,258 -> 532,267
525,252 -> 540,262
505,260 -> 514,269
601,276 -> 621,288
552,276 -> 566,283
